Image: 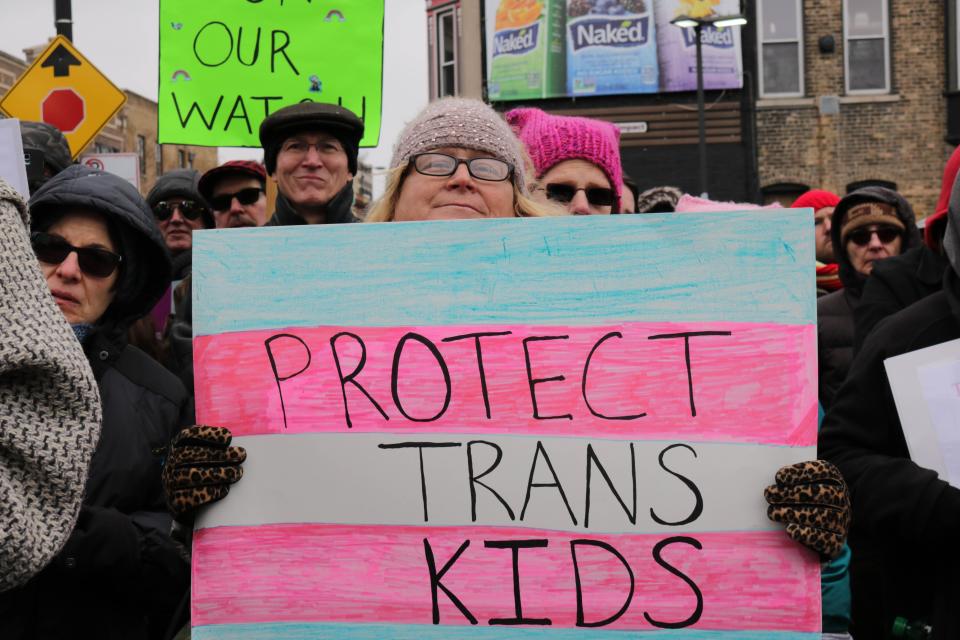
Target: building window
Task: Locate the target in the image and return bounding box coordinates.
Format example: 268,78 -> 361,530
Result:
178,150 -> 186,168
156,143 -> 163,176
136,135 -> 146,176
433,8 -> 458,98
757,0 -> 804,97
843,0 -> 890,93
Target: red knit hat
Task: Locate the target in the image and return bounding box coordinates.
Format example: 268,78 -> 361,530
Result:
792,189 -> 840,212
505,107 -> 622,212
199,160 -> 267,201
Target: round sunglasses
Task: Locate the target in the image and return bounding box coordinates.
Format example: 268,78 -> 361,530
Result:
541,183 -> 617,208
31,232 -> 123,278
154,199 -> 208,222
208,187 -> 264,212
847,226 -> 902,247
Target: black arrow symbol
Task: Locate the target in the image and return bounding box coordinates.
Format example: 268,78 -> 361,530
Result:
41,44 -> 81,77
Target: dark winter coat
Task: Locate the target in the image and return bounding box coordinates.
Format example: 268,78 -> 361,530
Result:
817,187 -> 921,409
0,166 -> 190,640
265,180 -> 356,226
853,244 -> 948,353
820,269 -> 960,639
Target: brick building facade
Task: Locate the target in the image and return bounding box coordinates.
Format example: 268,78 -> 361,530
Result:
0,45 -> 216,196
754,1 -> 953,217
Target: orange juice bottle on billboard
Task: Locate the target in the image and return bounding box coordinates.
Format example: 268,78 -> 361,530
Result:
487,0 -> 566,100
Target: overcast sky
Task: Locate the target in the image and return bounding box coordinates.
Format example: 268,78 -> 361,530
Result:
0,0 -> 429,167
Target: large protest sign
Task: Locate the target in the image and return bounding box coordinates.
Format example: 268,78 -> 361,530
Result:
485,0 -> 743,100
191,213 -> 819,639
158,0 -> 383,147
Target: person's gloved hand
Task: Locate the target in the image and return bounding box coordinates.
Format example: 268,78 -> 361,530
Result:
162,425 -> 246,522
764,459 -> 851,560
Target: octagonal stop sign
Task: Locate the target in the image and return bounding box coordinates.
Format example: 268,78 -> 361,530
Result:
42,88 -> 85,133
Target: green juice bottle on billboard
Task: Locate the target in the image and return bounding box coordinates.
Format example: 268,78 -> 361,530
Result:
488,0 -> 566,100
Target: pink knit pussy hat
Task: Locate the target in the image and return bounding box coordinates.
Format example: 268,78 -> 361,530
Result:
506,107 -> 623,211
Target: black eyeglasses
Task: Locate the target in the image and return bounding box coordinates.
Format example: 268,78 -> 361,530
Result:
154,200 -> 207,222
209,187 -> 264,212
411,153 -> 513,182
31,232 -> 123,278
541,183 -> 617,208
847,226 -> 901,247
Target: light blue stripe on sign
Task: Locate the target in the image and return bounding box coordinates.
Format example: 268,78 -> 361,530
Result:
193,211 -> 815,336
194,622 -> 819,640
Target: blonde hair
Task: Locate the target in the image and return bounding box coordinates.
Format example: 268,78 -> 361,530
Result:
364,161 -> 563,223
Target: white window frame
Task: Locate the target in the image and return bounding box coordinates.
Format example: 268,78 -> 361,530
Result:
433,7 -> 458,99
843,0 -> 891,95
757,0 -> 805,98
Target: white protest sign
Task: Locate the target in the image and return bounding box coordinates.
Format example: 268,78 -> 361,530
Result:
886,337 -> 960,487
0,119 -> 30,198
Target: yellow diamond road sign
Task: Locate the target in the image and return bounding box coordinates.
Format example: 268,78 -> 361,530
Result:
0,36 -> 126,159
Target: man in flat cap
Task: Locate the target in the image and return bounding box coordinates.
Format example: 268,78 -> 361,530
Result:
259,102 -> 364,226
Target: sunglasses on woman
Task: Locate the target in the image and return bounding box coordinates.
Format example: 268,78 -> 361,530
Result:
208,187 -> 264,212
411,153 -> 513,182
847,226 -> 901,247
541,183 -> 617,208
31,232 -> 123,278
154,199 -> 207,222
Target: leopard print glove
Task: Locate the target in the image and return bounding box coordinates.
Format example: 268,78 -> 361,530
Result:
162,425 -> 247,522
764,459 -> 851,560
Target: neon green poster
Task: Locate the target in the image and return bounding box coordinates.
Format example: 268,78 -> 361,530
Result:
158,0 -> 383,147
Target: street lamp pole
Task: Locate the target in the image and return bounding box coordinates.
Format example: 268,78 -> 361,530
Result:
54,0 -> 73,41
671,12 -> 747,200
694,22 -> 707,198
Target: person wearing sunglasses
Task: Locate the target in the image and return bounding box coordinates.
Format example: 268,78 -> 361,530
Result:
506,107 -> 623,215
4,165 -> 193,639
817,187 -> 921,411
199,160 -> 269,229
145,169 -> 213,276
365,97 -> 557,222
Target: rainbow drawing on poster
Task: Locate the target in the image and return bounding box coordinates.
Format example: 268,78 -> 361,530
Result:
191,212 -> 820,639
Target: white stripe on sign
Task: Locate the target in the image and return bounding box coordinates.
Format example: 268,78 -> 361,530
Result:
196,433 -> 814,535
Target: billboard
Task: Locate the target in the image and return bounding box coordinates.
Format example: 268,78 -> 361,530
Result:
485,0 -> 743,100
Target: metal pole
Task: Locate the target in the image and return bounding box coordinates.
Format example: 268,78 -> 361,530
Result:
695,22 -> 708,198
54,0 -> 73,41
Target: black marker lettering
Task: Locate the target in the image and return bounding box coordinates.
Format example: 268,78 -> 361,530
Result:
584,443 -> 637,528
521,441 -> 577,525
392,333 -> 451,422
467,440 -> 515,521
648,331 -> 732,417
571,539 -> 634,627
264,333 -> 311,430
650,444 -> 703,526
171,93 -> 223,130
270,29 -> 299,75
378,442 -> 461,522
442,331 -> 512,419
522,335 -> 572,421
644,536 -> 704,629
423,538 -> 477,625
582,331 -> 645,420
224,95 -> 252,133
330,331 -> 389,428
193,21 -> 233,67
484,539 -> 551,625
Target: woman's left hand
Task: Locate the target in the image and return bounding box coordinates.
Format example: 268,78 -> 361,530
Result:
162,425 -> 246,522
764,459 -> 851,560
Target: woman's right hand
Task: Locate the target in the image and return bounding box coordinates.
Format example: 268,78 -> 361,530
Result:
162,425 -> 246,522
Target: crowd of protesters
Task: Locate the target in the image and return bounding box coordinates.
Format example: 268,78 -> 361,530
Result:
0,97 -> 958,640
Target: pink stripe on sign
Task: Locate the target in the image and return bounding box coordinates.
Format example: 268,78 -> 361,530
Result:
195,322 -> 816,446
192,524 -> 820,631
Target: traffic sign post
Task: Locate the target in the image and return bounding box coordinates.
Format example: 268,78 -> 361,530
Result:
0,36 -> 126,159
